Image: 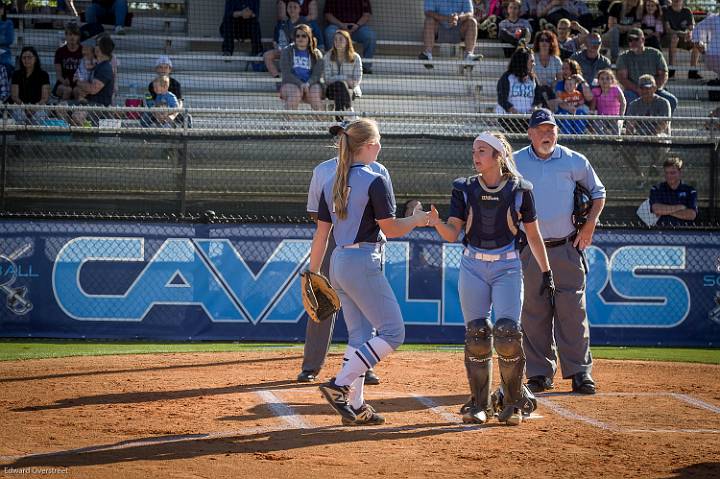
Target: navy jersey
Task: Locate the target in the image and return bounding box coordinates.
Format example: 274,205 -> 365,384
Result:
649,181 -> 698,226
318,163 -> 396,246
449,175 -> 537,251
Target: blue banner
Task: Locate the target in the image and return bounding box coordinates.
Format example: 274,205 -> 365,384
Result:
0,221 -> 719,346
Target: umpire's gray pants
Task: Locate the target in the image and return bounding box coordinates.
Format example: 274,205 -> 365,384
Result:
520,241 -> 592,379
301,234 -> 337,373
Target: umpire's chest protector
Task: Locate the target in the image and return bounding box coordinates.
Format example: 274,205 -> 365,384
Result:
455,175 -> 530,250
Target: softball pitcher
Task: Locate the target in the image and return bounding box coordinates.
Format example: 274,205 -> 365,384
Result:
428,132 -> 555,425
308,118 -> 429,426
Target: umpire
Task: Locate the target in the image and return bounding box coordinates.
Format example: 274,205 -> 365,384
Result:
297,148 -> 381,385
514,109 -> 606,395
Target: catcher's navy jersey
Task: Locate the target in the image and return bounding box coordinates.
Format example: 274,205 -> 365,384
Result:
317,163 -> 396,247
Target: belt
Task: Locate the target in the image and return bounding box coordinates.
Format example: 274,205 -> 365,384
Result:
544,233 -> 577,249
342,242 -> 382,250
463,249 -> 518,262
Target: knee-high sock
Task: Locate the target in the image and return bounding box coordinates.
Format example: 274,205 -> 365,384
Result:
340,347 -> 366,409
335,337 -> 393,387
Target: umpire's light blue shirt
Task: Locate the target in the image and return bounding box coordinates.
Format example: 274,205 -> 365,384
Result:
514,144 -> 606,240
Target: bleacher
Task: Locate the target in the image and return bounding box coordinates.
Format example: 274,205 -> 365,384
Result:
6,0 -> 719,128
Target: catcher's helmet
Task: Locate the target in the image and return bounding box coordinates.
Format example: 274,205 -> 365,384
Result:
573,183 -> 593,228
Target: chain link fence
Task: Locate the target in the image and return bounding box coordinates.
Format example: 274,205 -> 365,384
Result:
0,105 -> 718,228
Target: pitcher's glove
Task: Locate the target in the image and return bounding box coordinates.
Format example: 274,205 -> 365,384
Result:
300,270 -> 341,323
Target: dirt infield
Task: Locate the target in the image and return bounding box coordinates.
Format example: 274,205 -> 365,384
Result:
1,351 -> 719,478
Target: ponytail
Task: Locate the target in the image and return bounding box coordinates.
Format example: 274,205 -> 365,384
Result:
332,133 -> 352,220
495,133 -> 521,178
330,118 -> 380,220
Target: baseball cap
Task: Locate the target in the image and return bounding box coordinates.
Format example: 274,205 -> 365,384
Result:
628,28 -> 644,39
529,108 -> 557,128
155,55 -> 173,68
639,75 -> 656,88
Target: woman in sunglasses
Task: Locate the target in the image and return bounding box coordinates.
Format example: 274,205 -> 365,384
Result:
279,23 -> 325,111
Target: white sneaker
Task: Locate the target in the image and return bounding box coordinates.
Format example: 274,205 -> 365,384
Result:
114,25 -> 125,35
464,52 -> 483,62
462,407 -> 488,424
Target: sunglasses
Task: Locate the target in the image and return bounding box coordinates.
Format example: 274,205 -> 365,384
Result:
295,34 -> 308,39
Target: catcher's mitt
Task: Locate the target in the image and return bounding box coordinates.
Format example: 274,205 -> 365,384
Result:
300,271 -> 341,323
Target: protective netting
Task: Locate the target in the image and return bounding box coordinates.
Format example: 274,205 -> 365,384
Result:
3,0 -> 720,119
0,105 -> 717,227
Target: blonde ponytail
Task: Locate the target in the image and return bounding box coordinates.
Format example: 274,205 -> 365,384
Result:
333,133 -> 352,220
331,118 -> 380,220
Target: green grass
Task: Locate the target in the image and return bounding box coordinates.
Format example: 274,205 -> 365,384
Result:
0,340 -> 718,364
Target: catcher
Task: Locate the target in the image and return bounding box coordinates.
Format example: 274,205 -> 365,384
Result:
305,118 -> 430,426
427,131 -> 552,425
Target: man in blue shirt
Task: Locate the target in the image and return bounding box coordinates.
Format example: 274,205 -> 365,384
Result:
419,0 -> 482,67
514,109 -> 606,395
649,157 -> 698,226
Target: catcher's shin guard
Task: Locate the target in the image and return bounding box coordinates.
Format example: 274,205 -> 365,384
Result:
465,318 -> 493,411
493,318 -> 525,406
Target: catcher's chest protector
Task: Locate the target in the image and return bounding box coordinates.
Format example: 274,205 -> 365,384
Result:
455,176 -> 528,250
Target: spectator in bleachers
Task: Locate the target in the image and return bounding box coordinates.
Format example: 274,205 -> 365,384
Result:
555,72 -> 592,132
616,28 -> 678,112
72,34 -> 115,125
324,0 -> 376,74
692,13 -> 720,78
324,29 -> 362,120
498,0 -> 532,54
648,157 -> 698,226
220,0 -> 262,57
53,23 -> 83,101
72,37 -> 96,102
663,0 -> 701,79
148,55 -> 182,106
557,18 -> 588,59
557,57 -> 583,85
537,0 -> 593,30
0,2 -> 15,80
277,0 -> 324,49
605,0 -> 644,62
418,0 -> 481,68
474,0 -> 501,39
570,33 -> 612,82
520,0 -> 540,33
265,0 -> 306,77
10,46 -> 49,124
591,68 -> 626,133
625,74 -> 671,135
533,30 -> 563,93
640,0 -> 663,50
495,47 -> 554,115
66,0 -> 128,35
280,24 -> 324,111
149,75 -> 179,128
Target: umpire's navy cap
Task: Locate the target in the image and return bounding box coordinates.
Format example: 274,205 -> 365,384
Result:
529,108 -> 557,128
